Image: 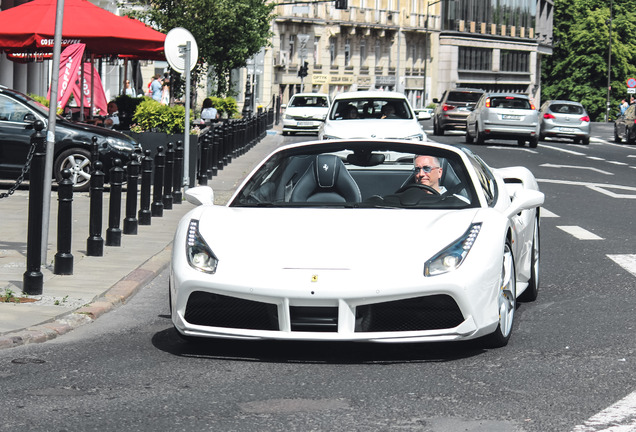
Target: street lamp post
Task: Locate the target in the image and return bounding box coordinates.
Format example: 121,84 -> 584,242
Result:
606,0 -> 613,122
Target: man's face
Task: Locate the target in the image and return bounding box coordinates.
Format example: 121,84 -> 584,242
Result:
414,155 -> 442,191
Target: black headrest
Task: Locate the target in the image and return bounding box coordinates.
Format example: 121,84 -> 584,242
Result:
290,155 -> 362,203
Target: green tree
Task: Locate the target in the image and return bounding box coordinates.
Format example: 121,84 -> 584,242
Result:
129,0 -> 275,97
543,0 -> 636,121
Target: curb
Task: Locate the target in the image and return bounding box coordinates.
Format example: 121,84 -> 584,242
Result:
0,244 -> 173,351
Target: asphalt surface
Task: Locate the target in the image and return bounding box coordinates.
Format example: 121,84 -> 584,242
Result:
0,127 -> 284,350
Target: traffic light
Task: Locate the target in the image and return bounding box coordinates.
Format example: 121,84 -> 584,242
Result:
298,61 -> 308,78
335,0 -> 348,10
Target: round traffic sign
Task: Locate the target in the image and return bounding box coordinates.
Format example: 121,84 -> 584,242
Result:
627,78 -> 636,88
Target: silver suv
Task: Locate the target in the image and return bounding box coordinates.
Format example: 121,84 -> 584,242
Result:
465,93 -> 539,147
432,88 -> 484,135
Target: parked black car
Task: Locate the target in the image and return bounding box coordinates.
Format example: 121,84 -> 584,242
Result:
0,86 -> 142,192
614,103 -> 636,144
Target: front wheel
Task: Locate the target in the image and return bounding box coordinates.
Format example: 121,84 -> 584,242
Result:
482,241 -> 517,348
54,148 -> 92,192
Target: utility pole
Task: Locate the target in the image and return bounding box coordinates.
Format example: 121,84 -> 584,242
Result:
606,0 -> 613,122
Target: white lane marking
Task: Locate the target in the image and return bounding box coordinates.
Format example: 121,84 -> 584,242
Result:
486,146 -> 538,153
607,254 -> 636,278
587,156 -> 605,161
541,163 -> 614,175
607,160 -> 629,166
540,208 -> 559,218
557,225 -> 604,240
537,179 -> 636,199
571,391 -> 636,432
538,144 -> 587,155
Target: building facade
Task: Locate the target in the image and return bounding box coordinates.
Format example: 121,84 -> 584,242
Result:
258,0 -> 553,110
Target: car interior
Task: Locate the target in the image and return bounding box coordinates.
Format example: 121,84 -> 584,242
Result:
234,145 -> 477,209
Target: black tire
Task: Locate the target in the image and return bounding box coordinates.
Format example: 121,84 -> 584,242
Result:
582,136 -> 590,145
517,139 -> 526,147
529,137 -> 538,148
518,215 -> 540,302
475,126 -> 485,145
627,128 -> 636,145
482,241 -> 517,348
465,128 -> 474,143
433,119 -> 443,136
53,148 -> 92,192
614,126 -> 622,143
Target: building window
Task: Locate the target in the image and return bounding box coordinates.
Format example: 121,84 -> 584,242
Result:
289,35 -> 295,61
314,36 -> 320,64
330,37 -> 337,66
360,39 -> 367,68
500,50 -> 529,72
458,46 -> 492,71
375,39 -> 381,65
344,38 -> 351,66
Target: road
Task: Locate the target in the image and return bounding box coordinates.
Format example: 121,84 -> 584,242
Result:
1,122 -> 635,432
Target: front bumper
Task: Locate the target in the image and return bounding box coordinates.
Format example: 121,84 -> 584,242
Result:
170,264 -> 501,343
282,118 -> 323,133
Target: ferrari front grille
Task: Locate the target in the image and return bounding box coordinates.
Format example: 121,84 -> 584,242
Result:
290,306 -> 338,332
354,294 -> 464,332
184,291 -> 279,330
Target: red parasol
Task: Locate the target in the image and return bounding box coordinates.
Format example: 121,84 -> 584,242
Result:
0,0 -> 165,60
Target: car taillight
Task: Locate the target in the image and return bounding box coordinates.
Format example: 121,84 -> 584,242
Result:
443,104 -> 455,111
485,98 -> 491,108
580,115 -> 590,122
543,113 -> 555,119
530,103 -> 536,110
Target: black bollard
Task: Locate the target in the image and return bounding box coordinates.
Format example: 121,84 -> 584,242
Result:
86,161 -> 105,257
163,142 -> 174,209
91,136 -> 99,163
23,120 -> 46,295
123,154 -> 140,235
151,146 -> 165,217
138,150 -> 153,225
199,133 -> 209,186
172,141 -> 183,203
106,159 -> 124,247
54,169 -> 74,275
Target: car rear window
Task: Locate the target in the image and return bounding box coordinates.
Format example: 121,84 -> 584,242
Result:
447,91 -> 483,103
490,97 -> 532,109
549,104 -> 584,114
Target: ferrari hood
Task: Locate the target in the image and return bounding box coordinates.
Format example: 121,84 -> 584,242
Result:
192,207 -> 481,271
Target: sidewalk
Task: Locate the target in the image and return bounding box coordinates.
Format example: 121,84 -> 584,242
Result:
0,126 -> 284,350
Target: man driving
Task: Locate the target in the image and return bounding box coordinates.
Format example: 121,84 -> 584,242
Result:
413,155 -> 443,192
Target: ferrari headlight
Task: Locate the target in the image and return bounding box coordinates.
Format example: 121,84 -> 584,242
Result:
424,223 -> 482,276
186,219 -> 218,274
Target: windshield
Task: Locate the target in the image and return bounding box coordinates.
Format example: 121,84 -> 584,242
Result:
231,143 -> 478,210
330,98 -> 414,120
289,95 -> 329,108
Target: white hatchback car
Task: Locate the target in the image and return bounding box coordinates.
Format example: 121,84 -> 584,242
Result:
281,93 -> 330,136
318,91 -> 426,141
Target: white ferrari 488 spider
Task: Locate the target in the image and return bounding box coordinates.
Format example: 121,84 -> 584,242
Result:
170,140 -> 544,348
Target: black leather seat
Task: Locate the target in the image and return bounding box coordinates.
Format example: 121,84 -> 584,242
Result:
290,155 -> 362,203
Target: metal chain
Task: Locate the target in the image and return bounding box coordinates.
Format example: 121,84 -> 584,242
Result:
0,139 -> 39,199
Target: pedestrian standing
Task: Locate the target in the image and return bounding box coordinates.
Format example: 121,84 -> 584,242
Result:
150,75 -> 162,102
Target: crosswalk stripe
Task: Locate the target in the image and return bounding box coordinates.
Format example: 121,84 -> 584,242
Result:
607,254 -> 636,278
571,390 -> 636,432
557,225 -> 604,240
